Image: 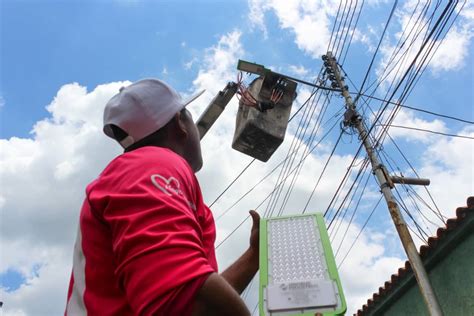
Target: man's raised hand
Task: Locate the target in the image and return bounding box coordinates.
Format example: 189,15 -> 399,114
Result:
249,210 -> 260,254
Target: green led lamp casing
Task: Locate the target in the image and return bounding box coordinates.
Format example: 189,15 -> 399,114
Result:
259,213 -> 346,316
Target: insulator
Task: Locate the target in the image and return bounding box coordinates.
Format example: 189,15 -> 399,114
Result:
324,61 -> 331,68
329,75 -> 336,81
331,82 -> 339,88
322,55 -> 328,61
344,85 -> 349,90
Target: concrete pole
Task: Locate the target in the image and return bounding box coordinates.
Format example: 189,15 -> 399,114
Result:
324,52 -> 443,316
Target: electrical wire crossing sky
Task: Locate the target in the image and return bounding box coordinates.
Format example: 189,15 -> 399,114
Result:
1,1 -> 473,315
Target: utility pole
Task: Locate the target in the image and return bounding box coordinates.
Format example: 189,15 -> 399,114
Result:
323,52 -> 443,316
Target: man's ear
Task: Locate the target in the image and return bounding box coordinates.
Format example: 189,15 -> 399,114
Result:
173,111 -> 188,138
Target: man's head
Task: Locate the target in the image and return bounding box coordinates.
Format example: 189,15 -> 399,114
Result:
103,79 -> 204,172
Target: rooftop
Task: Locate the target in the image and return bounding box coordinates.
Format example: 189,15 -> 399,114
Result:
356,196 -> 474,316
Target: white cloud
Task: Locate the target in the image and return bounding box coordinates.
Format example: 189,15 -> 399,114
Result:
288,64 -> 310,76
0,95 -> 5,108
0,82 -> 125,315
0,30 -> 248,315
365,0 -> 391,6
199,1 -> 469,314
1,246 -> 71,316
376,1 -> 474,85
248,0 -> 269,38
248,0 -> 339,58
191,29 -> 244,119
187,27 -> 472,315
186,30 -> 413,316
414,126 -> 474,232
330,129 -> 474,313
183,58 -> 196,70
352,28 -> 376,52
1,20 -> 472,316
334,221 -> 406,313
387,107 -> 448,142
429,25 -> 473,73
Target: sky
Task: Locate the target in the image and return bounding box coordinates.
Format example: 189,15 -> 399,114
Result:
1,0 -> 473,315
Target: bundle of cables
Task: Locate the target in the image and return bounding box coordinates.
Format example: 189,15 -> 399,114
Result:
236,72 -> 285,112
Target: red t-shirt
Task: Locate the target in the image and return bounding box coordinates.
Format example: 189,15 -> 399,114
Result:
65,146 -> 218,315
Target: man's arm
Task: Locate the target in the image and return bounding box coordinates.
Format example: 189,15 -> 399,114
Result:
221,210 -> 260,293
192,210 -> 260,315
192,273 -> 250,316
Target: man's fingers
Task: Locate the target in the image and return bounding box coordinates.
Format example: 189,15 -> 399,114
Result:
249,210 -> 260,227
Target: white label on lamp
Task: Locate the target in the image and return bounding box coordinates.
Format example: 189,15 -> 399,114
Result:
266,279 -> 338,312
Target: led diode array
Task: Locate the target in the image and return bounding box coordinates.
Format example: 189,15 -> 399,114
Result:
259,213 -> 346,315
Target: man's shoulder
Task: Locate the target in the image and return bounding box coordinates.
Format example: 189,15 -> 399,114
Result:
90,146 -> 194,193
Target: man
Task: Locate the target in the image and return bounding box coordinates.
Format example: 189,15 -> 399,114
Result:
66,79 -> 260,315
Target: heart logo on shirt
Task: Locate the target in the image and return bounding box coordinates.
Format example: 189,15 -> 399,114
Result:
151,174 -> 183,196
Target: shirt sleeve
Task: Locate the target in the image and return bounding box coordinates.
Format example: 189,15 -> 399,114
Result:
97,157 -> 216,315
144,272 -> 212,315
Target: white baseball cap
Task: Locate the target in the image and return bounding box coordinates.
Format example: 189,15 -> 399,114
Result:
103,78 -> 205,148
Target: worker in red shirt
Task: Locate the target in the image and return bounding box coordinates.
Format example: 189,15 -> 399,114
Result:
65,78 -> 260,315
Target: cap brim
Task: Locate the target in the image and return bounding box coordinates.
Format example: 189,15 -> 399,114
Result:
183,89 -> 206,107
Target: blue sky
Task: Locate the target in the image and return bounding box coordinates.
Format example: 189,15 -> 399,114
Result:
2,0 -> 248,137
2,1 -> 472,138
1,1 -> 473,315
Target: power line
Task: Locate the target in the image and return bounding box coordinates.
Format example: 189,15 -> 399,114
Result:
329,160 -> 369,241
374,1 -> 460,147
334,167 -> 372,258
215,119 -> 341,247
328,156 -> 370,237
326,31 -> 448,312
320,3 -> 401,224
215,106 -> 340,223
337,195 -> 382,268
330,0 -> 351,56
355,1 -> 457,152
344,68 -> 446,223
242,274 -> 256,301
216,214 -> 250,249
380,124 -> 474,140
251,301 -> 259,316
327,0 -> 344,53
302,130 -> 344,214
341,0 -> 365,65
378,143 -> 445,220
215,158 -> 284,222
265,83 -> 325,218
394,192 -> 430,244
352,0 -> 398,105
209,85 -> 322,209
334,0 -> 358,61
323,141 -> 364,219
379,147 -> 445,226
209,158 -> 255,208
327,157 -> 370,230
353,93 -> 474,125
262,118 -> 341,217
379,149 -> 441,234
276,92 -> 336,216
377,2 -> 459,145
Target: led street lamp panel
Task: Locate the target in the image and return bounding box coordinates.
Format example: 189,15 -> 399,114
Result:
259,213 -> 346,316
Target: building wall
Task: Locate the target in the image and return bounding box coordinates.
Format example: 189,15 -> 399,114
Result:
381,232 -> 474,315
